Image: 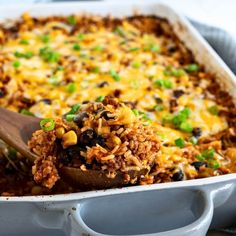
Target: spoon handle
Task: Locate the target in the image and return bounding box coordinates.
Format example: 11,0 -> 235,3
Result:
0,107 -> 40,162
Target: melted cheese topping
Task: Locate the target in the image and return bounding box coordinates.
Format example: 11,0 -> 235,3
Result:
0,14 -> 227,146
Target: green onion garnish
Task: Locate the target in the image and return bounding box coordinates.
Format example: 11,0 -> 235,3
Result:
153,104 -> 164,112
132,109 -> 140,116
48,76 -> 61,85
196,154 -> 205,161
20,109 -> 34,116
77,33 -> 85,40
68,103 -> 81,114
41,35 -> 50,43
19,39 -> 29,45
175,138 -> 185,148
189,136 -> 198,145
67,15 -> 77,25
186,64 -> 199,73
73,44 -> 81,51
129,47 -> 140,52
90,67 -> 100,73
66,114 -> 75,122
55,66 -> 64,72
92,45 -> 104,52
131,61 -> 141,69
66,82 -> 77,93
179,121 -> 193,132
208,159 -> 220,169
96,96 -> 105,102
40,118 -> 55,132
154,79 -> 172,89
114,27 -> 126,37
13,61 -> 21,69
202,149 -> 215,159
207,105 -> 219,116
144,43 -> 160,52
172,69 -> 186,77
39,47 -> 60,63
110,69 -> 121,81
14,51 -> 33,59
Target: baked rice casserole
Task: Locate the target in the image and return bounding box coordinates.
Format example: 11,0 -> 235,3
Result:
0,13 -> 236,195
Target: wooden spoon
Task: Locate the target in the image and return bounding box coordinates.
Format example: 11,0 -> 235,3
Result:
0,107 -> 147,189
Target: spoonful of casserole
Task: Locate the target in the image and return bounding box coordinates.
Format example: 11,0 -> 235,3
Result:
0,96 -> 160,189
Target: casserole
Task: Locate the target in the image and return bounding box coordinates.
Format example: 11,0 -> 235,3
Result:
1,1 -> 236,236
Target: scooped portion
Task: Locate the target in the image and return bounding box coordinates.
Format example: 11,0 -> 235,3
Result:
28,96 -> 160,189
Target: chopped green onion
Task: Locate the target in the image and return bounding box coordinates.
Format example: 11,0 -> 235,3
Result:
67,15 -> 77,25
19,39 -> 29,45
144,43 -> 160,52
202,149 -> 215,159
179,121 -> 193,132
77,33 -> 85,40
66,114 -> 75,122
189,136 -> 198,145
175,138 -> 185,148
48,76 -> 61,85
14,51 -> 33,59
68,103 -> 81,114
186,64 -> 199,73
55,66 -> 64,72
114,27 -> 126,37
208,159 -> 220,169
41,35 -> 50,43
162,114 -> 174,124
154,79 -> 172,89
110,69 -> 121,81
40,118 -> 55,132
20,109 -> 34,116
132,109 -> 139,116
66,82 -> 77,93
92,45 -> 104,52
207,105 -> 219,116
39,47 -> 60,63
80,53 -> 89,59
90,67 -> 100,73
172,69 -> 186,77
96,96 -> 105,102
8,147 -> 17,160
131,61 -> 141,69
13,61 -> 21,69
153,104 -> 164,112
196,154 -> 205,161
73,44 -> 81,51
129,47 -> 140,52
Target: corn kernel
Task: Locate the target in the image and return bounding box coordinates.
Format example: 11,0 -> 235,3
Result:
62,130 -> 77,148
56,127 -> 65,139
112,135 -> 121,145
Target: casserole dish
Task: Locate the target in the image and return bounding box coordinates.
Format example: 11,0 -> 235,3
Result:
1,1 -> 236,235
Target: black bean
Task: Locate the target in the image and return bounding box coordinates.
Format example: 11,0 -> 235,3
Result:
169,98 -> 178,112
58,150 -> 71,165
172,169 -> 184,181
97,81 -> 109,88
100,110 -> 114,120
40,98 -> 52,105
167,45 -> 177,53
192,127 -> 202,138
67,145 -> 84,159
173,89 -> 184,99
113,89 -> 121,98
191,161 -> 206,170
82,100 -> 89,104
92,135 -> 106,147
79,128 -> 97,147
0,87 -> 7,98
154,96 -> 163,104
73,112 -> 89,128
4,164 -> 16,175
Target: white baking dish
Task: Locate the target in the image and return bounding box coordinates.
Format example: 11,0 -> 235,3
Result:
1,1 -> 236,236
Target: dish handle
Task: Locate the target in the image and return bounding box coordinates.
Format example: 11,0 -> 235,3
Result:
64,187 -> 218,236
36,183 -> 233,236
